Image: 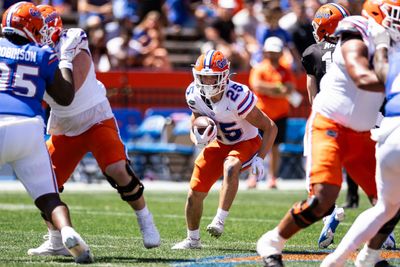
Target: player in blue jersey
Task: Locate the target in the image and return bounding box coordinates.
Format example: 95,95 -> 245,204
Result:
0,2 -> 93,263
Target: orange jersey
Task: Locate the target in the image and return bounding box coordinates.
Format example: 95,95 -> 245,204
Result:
249,58 -> 294,121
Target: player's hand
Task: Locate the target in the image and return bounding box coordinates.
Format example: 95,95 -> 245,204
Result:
192,125 -> 217,148
59,31 -> 86,62
369,18 -> 390,49
251,156 -> 264,181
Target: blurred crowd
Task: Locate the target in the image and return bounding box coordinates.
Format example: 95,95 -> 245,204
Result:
1,0 -> 363,72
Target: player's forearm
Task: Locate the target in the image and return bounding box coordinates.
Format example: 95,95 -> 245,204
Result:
258,121 -> 278,159
374,47 -> 389,84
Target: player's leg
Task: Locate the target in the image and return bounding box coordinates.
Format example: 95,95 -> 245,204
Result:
28,134 -> 87,257
257,113 -> 342,267
342,173 -> 359,209
172,140 -> 225,249
207,136 -> 262,238
9,119 -> 92,263
90,118 -> 160,248
206,156 -> 241,238
322,127 -> 400,267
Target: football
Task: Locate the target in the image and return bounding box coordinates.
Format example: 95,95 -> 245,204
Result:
193,116 -> 216,135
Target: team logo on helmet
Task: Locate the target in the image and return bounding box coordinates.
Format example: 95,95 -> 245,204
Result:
29,8 -> 41,18
314,9 -> 331,19
44,11 -> 59,24
215,58 -> 228,69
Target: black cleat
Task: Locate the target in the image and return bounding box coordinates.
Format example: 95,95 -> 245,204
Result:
262,254 -> 284,267
375,260 -> 395,267
342,196 -> 359,209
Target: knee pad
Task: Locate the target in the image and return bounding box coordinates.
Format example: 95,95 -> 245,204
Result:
290,195 -> 335,228
105,163 -> 144,202
378,208 -> 400,235
34,193 -> 67,223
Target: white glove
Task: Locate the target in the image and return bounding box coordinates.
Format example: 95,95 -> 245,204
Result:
192,124 -> 217,148
368,18 -> 390,49
59,30 -> 87,63
251,156 -> 265,181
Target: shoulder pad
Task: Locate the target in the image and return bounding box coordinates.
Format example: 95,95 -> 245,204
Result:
185,83 -> 199,112
227,82 -> 256,117
335,16 -> 368,38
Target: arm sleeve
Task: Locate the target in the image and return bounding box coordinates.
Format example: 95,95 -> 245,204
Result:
41,49 -> 59,85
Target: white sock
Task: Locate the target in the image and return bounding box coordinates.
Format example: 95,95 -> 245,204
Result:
188,229 -> 200,240
271,227 -> 286,246
215,208 -> 229,223
258,227 -> 286,257
135,206 -> 150,219
49,229 -> 61,238
363,244 -> 381,258
60,226 -> 77,241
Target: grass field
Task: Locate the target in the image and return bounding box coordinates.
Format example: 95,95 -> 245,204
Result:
0,188 -> 398,266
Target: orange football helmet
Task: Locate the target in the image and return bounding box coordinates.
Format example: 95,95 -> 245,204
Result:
312,3 -> 350,43
363,0 -> 400,42
1,2 -> 45,44
192,50 -> 230,98
37,5 -> 63,46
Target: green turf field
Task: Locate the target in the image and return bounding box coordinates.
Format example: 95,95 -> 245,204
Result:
0,189 -> 398,266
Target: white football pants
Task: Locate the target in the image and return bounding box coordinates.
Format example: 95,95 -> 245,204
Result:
0,115 -> 58,200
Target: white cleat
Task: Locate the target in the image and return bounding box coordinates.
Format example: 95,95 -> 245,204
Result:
62,232 -> 94,264
206,220 -> 224,238
171,238 -> 202,250
27,234 -> 71,256
138,213 -> 161,249
355,245 -> 382,267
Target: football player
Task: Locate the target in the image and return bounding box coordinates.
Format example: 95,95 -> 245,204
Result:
322,0 -> 400,266
257,6 -> 393,267
27,5 -> 160,257
0,2 -> 92,263
172,50 -> 277,249
302,3 -> 349,249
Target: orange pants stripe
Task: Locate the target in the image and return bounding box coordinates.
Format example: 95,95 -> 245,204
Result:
190,136 -> 262,193
307,113 -> 377,198
46,118 -> 127,187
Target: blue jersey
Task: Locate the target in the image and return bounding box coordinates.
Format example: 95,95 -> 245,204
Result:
0,38 -> 59,117
384,49 -> 400,117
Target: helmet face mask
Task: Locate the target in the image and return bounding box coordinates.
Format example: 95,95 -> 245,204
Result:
37,5 -> 63,46
312,3 -> 350,43
381,2 -> 400,42
363,0 -> 400,42
192,50 -> 230,99
1,2 -> 45,44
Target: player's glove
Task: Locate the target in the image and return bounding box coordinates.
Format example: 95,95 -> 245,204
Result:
59,30 -> 86,66
251,156 -> 264,181
192,125 -> 217,149
368,19 -> 390,50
